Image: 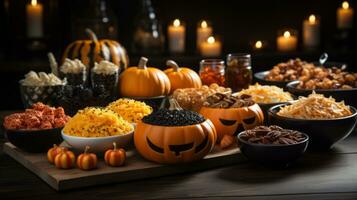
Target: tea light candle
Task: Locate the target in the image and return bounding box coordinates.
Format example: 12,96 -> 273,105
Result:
200,36 -> 222,57
277,31 -> 297,52
303,14 -> 320,48
337,1 -> 354,29
252,40 -> 267,51
26,0 -> 43,38
197,20 -> 213,51
168,19 -> 185,53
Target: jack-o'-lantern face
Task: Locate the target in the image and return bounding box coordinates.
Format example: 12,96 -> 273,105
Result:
200,104 -> 264,142
134,120 -> 217,164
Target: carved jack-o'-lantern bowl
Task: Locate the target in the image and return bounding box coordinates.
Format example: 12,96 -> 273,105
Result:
200,93 -> 264,148
134,99 -> 217,164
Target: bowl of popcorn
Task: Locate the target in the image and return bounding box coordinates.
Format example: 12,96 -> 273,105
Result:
61,107 -> 134,152
3,103 -> 70,152
19,71 -> 66,108
268,93 -> 357,149
234,83 -> 294,121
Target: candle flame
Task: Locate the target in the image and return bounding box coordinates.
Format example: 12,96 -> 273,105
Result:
173,19 -> 181,27
201,20 -> 208,28
255,41 -> 263,49
207,36 -> 215,44
283,31 -> 291,38
342,1 -> 349,9
309,14 -> 316,23
31,0 -> 37,6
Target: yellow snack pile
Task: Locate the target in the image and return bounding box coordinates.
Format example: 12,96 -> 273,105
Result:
277,93 -> 352,119
107,98 -> 152,123
237,83 -> 293,103
63,107 -> 133,137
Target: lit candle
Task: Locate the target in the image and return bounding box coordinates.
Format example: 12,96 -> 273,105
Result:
26,0 -> 43,38
252,40 -> 266,51
168,19 -> 185,53
277,31 -> 298,52
303,14 -> 320,48
337,1 -> 354,29
200,36 -> 222,57
197,20 -> 213,51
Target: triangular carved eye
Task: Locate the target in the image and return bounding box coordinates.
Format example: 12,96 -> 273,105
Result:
195,135 -> 209,153
147,137 -> 164,154
219,119 -> 237,126
243,116 -> 256,125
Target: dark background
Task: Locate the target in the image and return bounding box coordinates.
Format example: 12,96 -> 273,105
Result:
0,0 -> 356,110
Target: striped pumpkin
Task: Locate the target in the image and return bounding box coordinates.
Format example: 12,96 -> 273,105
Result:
77,146 -> 97,171
62,28 -> 129,71
54,150 -> 76,169
104,142 -> 126,167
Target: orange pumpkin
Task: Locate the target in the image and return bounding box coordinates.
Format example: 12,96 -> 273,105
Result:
164,60 -> 202,93
62,28 -> 129,70
54,149 -> 76,169
104,142 -> 126,167
47,144 -> 67,164
200,104 -> 264,147
134,99 -> 217,164
119,57 -> 171,97
77,146 -> 98,171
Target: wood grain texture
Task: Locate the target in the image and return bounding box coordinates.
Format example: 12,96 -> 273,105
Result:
3,142 -> 244,191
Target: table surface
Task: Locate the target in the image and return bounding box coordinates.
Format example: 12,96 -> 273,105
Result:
1,110 -> 357,200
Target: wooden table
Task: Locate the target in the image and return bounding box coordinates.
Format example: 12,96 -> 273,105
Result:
1,111 -> 357,200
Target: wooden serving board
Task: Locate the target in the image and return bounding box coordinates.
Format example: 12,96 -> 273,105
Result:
3,142 -> 245,191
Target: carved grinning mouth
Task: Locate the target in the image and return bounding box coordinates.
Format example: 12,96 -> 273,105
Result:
219,119 -> 237,126
146,135 -> 210,156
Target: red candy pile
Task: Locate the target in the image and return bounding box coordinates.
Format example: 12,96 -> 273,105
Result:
3,103 -> 69,130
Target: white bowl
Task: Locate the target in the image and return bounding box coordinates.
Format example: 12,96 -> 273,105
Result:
61,127 -> 134,152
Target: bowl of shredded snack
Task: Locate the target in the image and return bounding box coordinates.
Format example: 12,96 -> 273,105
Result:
268,93 -> 357,149
106,98 -> 153,124
235,83 -> 294,120
62,107 -> 134,152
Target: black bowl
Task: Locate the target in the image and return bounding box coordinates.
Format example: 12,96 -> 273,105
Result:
4,127 -> 63,152
258,102 -> 290,124
238,131 -> 309,166
286,80 -> 357,108
126,96 -> 167,111
268,104 -> 357,149
254,71 -> 290,89
19,83 -> 64,108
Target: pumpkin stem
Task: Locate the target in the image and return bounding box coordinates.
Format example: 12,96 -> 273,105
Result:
169,98 -> 183,111
84,146 -> 90,154
166,60 -> 180,72
85,28 -> 98,42
113,142 -> 117,151
138,57 -> 148,69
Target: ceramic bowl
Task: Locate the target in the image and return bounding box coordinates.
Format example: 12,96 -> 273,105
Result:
268,104 -> 357,149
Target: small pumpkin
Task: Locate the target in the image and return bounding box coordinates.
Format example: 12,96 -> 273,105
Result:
54,149 -> 76,169
134,99 -> 217,164
62,28 -> 129,71
164,60 -> 202,93
77,146 -> 98,171
200,103 -> 264,146
104,142 -> 126,167
47,144 -> 67,164
119,57 -> 171,97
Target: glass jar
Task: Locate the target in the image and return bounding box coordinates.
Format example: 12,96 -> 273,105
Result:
132,0 -> 165,55
199,59 -> 225,86
225,53 -> 252,92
